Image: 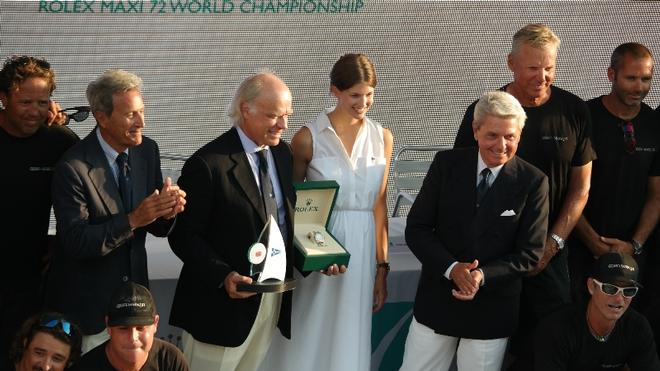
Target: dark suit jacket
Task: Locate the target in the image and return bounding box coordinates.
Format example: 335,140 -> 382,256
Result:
406,147 -> 549,339
46,130 -> 172,334
168,127 -> 296,347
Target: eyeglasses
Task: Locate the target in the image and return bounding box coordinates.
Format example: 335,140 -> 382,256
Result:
58,106 -> 90,125
593,279 -> 638,298
621,121 -> 637,154
39,316 -> 71,336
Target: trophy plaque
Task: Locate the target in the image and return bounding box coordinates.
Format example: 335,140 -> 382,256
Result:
237,215 -> 296,293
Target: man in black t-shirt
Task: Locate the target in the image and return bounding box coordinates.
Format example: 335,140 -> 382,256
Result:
77,282 -> 189,371
0,55 -> 79,370
570,43 -> 660,304
534,252 -> 660,371
453,24 -> 595,369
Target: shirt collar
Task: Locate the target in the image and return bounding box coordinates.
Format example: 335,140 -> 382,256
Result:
317,108 -> 335,133
236,125 -> 268,154
477,151 -> 504,180
96,127 -> 128,163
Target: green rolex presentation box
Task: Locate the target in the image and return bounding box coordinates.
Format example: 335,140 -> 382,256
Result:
293,180 -> 350,272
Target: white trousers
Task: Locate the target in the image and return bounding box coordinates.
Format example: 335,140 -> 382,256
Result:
182,293 -> 281,371
81,329 -> 110,354
400,317 -> 507,371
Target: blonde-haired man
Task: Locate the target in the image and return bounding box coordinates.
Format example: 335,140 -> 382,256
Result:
454,23 -> 596,369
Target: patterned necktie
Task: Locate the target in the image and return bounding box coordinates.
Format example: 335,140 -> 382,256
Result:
256,150 -> 279,224
476,168 -> 491,207
116,152 -> 132,212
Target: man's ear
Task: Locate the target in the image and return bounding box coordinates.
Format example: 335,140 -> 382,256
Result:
506,53 -> 514,72
94,111 -> 108,129
0,91 -> 7,109
240,102 -> 252,117
472,121 -> 479,141
607,67 -> 616,83
587,278 -> 595,295
153,315 -> 160,332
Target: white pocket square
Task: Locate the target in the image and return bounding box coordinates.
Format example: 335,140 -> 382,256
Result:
500,209 -> 516,216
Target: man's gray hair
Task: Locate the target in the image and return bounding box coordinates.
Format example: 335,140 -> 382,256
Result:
473,91 -> 526,130
227,70 -> 278,127
86,69 -> 142,116
511,23 -> 561,55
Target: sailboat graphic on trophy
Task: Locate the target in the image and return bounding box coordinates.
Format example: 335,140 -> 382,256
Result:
237,215 -> 296,293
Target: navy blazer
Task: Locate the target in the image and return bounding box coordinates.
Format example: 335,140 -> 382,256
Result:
168,127 -> 296,347
47,130 -> 171,334
406,147 -> 549,339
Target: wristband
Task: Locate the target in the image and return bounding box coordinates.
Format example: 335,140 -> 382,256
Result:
377,262 -> 390,272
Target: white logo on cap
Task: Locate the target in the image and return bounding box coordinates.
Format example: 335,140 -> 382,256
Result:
608,263 -> 635,272
116,302 -> 146,309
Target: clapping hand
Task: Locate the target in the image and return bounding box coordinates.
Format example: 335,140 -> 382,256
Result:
127,177 -> 186,229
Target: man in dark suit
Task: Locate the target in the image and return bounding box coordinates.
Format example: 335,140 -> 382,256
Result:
168,72 -> 295,371
454,24 -> 595,370
400,91 -> 549,371
47,69 -> 186,353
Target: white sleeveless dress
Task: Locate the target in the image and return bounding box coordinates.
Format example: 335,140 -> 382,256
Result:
262,108 -> 386,371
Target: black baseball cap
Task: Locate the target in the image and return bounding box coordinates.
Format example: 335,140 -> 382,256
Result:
592,252 -> 640,287
107,282 -> 156,327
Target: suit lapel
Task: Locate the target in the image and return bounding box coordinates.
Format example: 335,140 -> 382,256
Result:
129,146 -> 147,211
84,132 -> 123,215
271,143 -> 295,229
226,128 -> 267,223
451,151 -> 479,222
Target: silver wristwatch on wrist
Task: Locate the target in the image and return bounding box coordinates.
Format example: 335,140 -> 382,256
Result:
550,233 -> 565,250
631,239 -> 643,255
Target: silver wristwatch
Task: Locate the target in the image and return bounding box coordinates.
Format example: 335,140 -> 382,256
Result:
631,239 -> 643,255
550,233 -> 565,250
307,231 -> 326,246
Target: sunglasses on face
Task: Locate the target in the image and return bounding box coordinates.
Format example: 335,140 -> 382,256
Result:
593,279 -> 638,298
39,317 -> 71,336
621,121 -> 637,154
58,106 -> 90,125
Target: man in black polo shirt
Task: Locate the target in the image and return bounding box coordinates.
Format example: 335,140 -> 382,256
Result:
570,43 -> 659,303
453,24 -> 595,369
78,282 -> 189,371
534,252 -> 659,370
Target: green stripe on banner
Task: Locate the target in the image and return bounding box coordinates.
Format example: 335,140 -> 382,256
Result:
372,302 -> 414,371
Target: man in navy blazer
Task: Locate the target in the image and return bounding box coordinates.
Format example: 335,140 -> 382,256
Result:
47,70 -> 186,352
168,72 -> 295,371
400,91 -> 549,371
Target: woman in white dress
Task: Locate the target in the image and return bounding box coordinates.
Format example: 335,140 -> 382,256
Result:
264,53 -> 393,370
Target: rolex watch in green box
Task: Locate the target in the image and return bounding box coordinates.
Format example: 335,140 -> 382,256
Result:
293,180 -> 350,272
